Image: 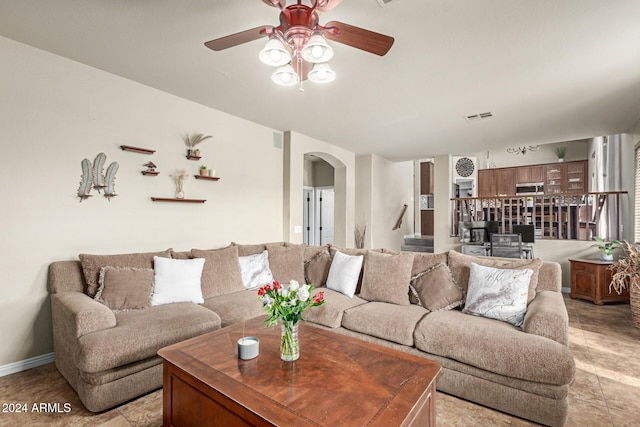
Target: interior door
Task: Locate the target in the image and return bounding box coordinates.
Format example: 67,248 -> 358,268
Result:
315,187 -> 335,245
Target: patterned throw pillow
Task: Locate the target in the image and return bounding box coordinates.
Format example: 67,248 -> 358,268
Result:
238,250 -> 274,289
462,262 -> 533,327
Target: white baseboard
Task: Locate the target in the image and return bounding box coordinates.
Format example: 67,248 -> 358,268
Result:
0,353 -> 55,377
561,287 -> 570,294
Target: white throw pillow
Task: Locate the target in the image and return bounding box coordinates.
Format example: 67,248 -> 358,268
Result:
326,250 -> 364,298
151,256 -> 205,306
238,250 -> 274,289
462,262 -> 533,327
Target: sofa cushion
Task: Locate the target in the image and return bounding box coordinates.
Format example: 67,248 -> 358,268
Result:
326,250 -> 364,298
304,245 -> 331,287
191,246 -> 245,299
94,267 -> 154,311
150,256 -> 205,306
76,303 -> 221,373
302,288 -> 368,328
410,262 -> 464,311
79,249 -> 172,297
447,250 -> 543,304
411,252 -> 449,277
463,262 -> 532,327
342,302 -> 429,346
238,250 -> 273,290
232,242 -> 284,256
360,251 -> 414,306
202,290 -> 264,328
266,243 -> 305,284
413,310 -> 575,385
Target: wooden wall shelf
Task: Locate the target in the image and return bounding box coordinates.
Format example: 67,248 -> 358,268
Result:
121,145 -> 156,155
151,197 -> 206,203
186,155 -> 201,161
194,175 -> 220,181
141,171 -> 159,176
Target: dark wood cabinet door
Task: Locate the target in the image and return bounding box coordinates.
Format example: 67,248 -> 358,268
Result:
530,165 -> 544,182
478,169 -> 496,197
420,162 -> 434,195
496,168 -> 516,196
421,210 -> 434,235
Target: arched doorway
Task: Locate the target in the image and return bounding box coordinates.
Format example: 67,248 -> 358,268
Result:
303,154 -> 335,245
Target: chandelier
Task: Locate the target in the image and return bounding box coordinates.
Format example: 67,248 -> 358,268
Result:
259,31 -> 336,87
506,145 -> 540,155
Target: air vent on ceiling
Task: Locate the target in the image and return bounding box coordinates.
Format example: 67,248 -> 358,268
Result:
376,0 -> 398,6
464,112 -> 493,123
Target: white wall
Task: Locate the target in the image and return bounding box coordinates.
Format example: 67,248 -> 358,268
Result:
355,155 -> 414,251
0,37 -> 284,366
283,131 -> 355,248
477,140 -> 589,169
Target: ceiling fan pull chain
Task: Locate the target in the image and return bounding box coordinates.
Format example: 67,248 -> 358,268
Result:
298,56 -> 304,92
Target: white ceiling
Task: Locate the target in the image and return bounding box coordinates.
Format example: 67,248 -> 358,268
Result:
2,0 -> 640,161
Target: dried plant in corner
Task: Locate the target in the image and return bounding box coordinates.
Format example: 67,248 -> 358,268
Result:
354,224 -> 366,249
609,240 -> 640,328
609,240 -> 640,294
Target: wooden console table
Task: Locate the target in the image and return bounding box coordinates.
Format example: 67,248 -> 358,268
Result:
569,259 -> 629,305
158,316 -> 441,427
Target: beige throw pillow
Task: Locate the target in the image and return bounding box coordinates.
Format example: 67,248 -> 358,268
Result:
304,248 -> 332,287
360,251 -> 414,306
94,267 -> 154,311
447,250 -> 543,304
79,249 -> 172,297
409,262 -> 464,311
191,246 -> 245,299
266,243 -> 305,284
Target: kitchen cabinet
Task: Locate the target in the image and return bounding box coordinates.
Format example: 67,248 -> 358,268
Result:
496,168 -> 516,196
569,259 -> 629,305
544,164 -> 564,194
566,161 -> 587,193
478,169 -> 496,197
420,162 -> 434,195
421,210 -> 434,235
516,165 -> 544,184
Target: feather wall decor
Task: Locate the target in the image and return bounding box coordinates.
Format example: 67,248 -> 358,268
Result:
104,162 -> 119,200
92,152 -> 107,192
77,158 -> 93,202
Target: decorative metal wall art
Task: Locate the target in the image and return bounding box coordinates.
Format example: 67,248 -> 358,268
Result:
77,152 -> 119,202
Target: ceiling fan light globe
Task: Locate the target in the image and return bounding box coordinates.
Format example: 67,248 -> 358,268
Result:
301,34 -> 333,63
272,64 -> 299,86
308,63 -> 336,84
259,39 -> 291,66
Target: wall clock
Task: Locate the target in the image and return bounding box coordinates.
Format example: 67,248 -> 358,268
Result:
455,157 -> 475,177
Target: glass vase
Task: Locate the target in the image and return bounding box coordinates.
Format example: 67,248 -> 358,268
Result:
280,320 -> 300,361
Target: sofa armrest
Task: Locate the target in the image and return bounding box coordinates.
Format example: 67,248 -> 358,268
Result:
52,292 -> 116,338
523,291 -> 569,345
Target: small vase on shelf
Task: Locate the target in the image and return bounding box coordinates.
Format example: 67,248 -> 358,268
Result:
280,320 -> 300,361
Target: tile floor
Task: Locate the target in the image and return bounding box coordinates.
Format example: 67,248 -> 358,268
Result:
1,295 -> 639,426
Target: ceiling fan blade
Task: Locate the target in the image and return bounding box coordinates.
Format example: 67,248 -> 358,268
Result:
324,21 -> 394,56
316,0 -> 344,12
261,0 -> 285,8
204,26 -> 272,51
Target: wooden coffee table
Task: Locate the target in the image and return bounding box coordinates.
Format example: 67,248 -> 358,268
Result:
158,315 -> 440,427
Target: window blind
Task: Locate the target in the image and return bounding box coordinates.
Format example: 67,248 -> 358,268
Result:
635,146 -> 640,243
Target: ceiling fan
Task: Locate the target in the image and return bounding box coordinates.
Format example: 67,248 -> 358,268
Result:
204,0 -> 394,87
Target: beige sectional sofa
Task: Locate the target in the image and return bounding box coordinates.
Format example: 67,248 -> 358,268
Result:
49,242 -> 575,426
